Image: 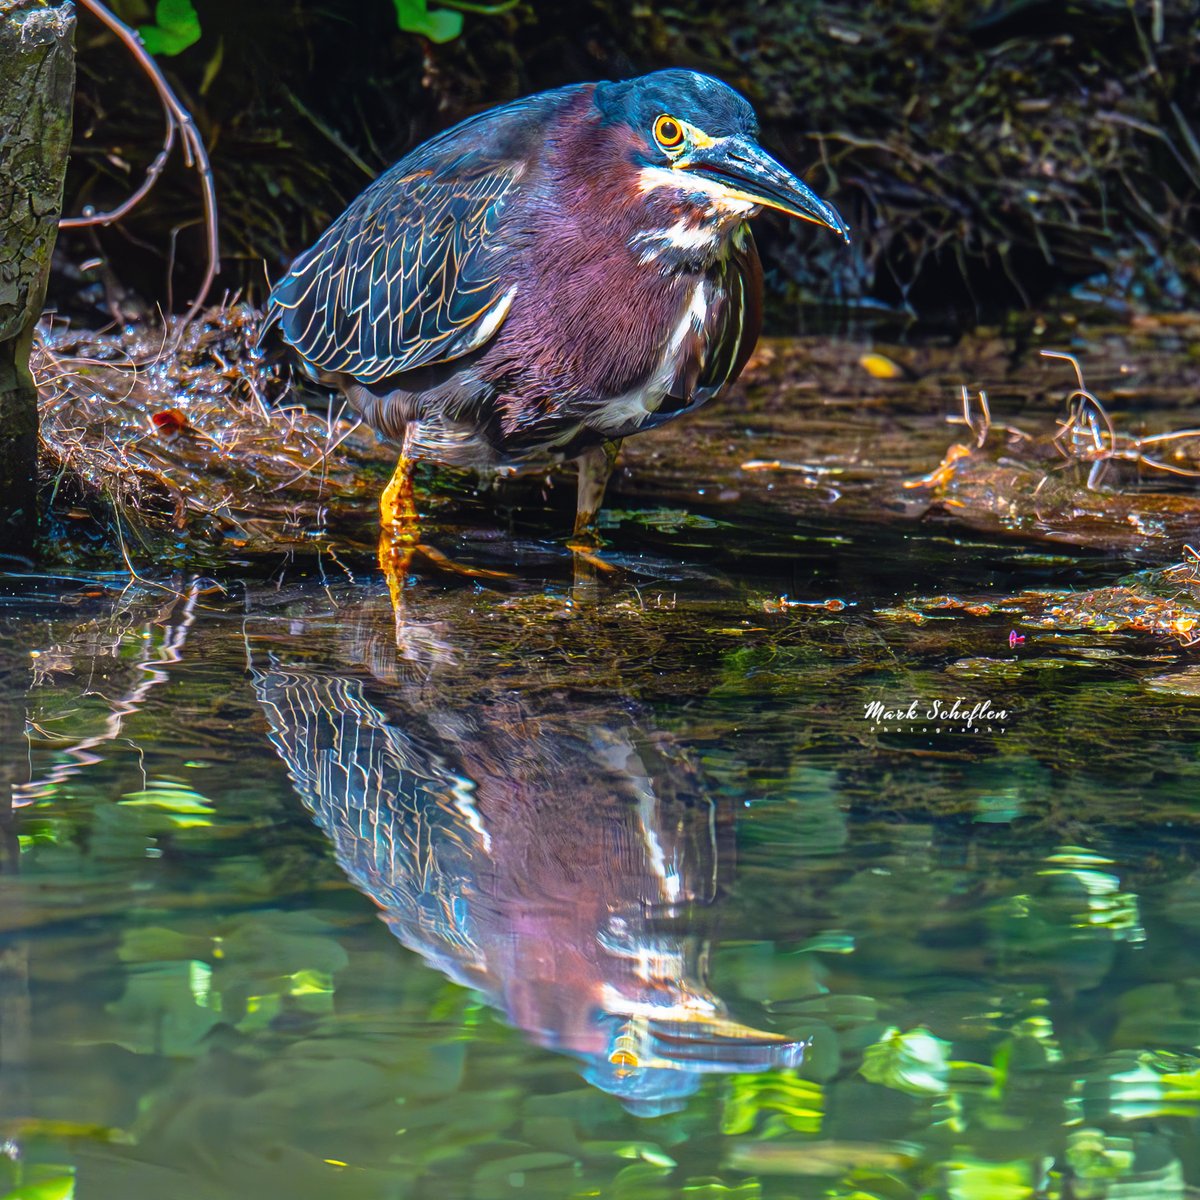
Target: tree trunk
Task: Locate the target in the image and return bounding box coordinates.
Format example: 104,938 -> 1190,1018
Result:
0,1 -> 75,557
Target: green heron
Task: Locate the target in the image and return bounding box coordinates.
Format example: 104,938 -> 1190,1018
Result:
253,599 -> 808,1114
264,69 -> 848,576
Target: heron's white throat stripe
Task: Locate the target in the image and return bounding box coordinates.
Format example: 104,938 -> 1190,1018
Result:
629,218 -> 724,263
636,165 -> 759,217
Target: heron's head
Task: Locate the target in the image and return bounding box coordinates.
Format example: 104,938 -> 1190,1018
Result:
594,69 -> 849,241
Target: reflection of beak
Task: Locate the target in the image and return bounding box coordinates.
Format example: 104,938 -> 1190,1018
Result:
678,136 -> 850,242
610,1013 -> 809,1077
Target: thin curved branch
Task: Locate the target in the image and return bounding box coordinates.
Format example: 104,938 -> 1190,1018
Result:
60,124 -> 175,229
61,0 -> 220,328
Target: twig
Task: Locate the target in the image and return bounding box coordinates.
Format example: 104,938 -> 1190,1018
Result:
61,0 -> 220,329
281,84 -> 376,179
269,418 -> 362,493
1042,349 -> 1200,482
60,129 -> 175,230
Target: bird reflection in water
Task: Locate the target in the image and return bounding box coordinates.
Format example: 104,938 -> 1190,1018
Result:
253,605 -> 806,1115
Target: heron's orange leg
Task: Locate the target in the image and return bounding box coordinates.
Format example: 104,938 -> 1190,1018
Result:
380,452 -> 420,530
377,454 -> 511,609
378,454 -> 419,613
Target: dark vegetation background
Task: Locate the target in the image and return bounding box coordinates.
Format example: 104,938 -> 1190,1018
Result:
55,0 -> 1200,328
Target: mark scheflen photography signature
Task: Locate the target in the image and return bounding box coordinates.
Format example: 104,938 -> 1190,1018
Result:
863,697 -> 1011,733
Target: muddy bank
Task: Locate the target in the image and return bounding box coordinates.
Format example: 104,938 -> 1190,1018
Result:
27,307 -> 1200,653
34,309 -> 1200,558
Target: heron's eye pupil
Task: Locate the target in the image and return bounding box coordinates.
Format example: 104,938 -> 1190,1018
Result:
655,116 -> 683,149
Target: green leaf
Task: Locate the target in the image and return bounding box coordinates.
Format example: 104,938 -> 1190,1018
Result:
598,506 -> 724,534
680,1178 -> 762,1199
944,1159 -> 1034,1200
1066,1129 -> 1135,1184
393,0 -> 464,42
139,0 -> 201,56
614,1144 -> 677,1169
1,1175 -> 76,1200
119,781 -> 214,815
721,1072 -> 824,1136
861,1026 -> 951,1096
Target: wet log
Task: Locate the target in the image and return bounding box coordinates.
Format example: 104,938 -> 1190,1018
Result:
0,1 -> 75,556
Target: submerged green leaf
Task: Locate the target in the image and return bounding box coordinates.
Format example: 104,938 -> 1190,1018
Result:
105,961 -> 221,1054
861,1027 -> 951,1096
943,1159 -> 1035,1200
614,1144 -> 677,1169
680,1176 -> 763,1198
1066,1129 -> 1135,1185
1,1173 -> 75,1200
600,507 -> 722,533
722,1071 -> 824,1136
119,780 -> 214,815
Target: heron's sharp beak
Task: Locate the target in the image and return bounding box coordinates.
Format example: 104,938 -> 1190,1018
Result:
679,136 -> 850,243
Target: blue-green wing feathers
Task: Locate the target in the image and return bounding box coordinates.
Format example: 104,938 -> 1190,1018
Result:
262,89 -> 582,383
267,158 -> 521,383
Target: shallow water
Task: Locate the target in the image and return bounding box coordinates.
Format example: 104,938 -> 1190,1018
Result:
4,325 -> 1200,1200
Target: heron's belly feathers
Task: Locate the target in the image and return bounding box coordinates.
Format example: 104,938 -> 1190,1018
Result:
357,234 -> 761,468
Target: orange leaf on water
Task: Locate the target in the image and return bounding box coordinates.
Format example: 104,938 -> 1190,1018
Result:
151,408 -> 190,436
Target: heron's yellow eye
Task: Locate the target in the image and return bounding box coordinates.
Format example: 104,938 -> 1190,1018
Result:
654,115 -> 684,151
610,1047 -> 639,1078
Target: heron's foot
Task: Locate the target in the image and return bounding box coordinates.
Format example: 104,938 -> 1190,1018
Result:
413,541 -> 513,580
380,520 -> 511,576
565,538 -> 620,575
379,526 -> 512,589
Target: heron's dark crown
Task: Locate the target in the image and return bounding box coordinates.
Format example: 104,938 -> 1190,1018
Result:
594,69 -> 759,141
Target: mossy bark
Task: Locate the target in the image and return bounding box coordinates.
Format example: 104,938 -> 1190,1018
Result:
0,1 -> 75,556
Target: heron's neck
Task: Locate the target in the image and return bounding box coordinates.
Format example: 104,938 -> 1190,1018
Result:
627,158 -> 758,271
626,204 -> 744,271
540,108 -> 744,273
